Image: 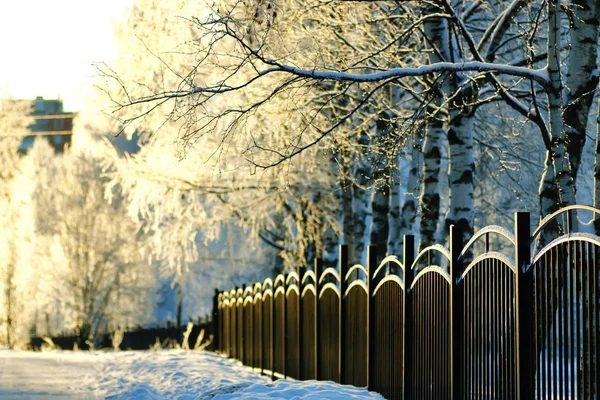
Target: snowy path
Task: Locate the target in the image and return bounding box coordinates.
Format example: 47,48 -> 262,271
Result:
0,349 -> 383,399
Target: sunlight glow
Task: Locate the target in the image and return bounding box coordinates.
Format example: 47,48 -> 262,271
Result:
0,0 -> 134,111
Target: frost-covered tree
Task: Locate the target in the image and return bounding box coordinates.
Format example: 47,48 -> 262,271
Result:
97,0 -> 600,260
29,141 -> 151,344
0,98 -> 34,348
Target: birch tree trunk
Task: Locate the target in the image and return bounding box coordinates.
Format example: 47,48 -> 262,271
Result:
420,11 -> 446,251
420,115 -> 444,252
387,151 -> 402,256
446,102 -> 476,255
350,129 -> 373,266
547,0 -> 575,209
333,145 -> 354,262
563,0 -> 599,183
399,133 -> 423,252
370,184 -> 390,252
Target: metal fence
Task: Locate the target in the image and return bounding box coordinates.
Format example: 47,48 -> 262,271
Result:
212,206 -> 599,399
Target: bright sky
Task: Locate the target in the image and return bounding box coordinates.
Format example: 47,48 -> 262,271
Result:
0,0 -> 134,112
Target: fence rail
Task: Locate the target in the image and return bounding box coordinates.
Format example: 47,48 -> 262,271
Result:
214,208 -> 599,399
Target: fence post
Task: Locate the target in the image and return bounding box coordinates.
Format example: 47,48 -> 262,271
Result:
314,257 -> 323,380
367,245 -> 378,391
515,211 -> 534,399
403,235 -> 415,400
258,283 -> 264,376
233,286 -> 238,359
282,274 -> 287,379
241,284 -> 246,364
339,245 -> 349,384
212,288 -> 220,352
270,279 -> 275,381
450,225 -> 464,400
298,264 -> 306,379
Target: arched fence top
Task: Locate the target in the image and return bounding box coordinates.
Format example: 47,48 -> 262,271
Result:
285,272 -> 300,285
318,282 -> 340,299
274,274 -> 286,288
302,270 -> 316,285
345,264 -> 368,281
274,285 -> 285,297
243,296 -> 253,305
410,266 -> 452,289
286,284 -> 300,296
301,283 -> 316,298
411,244 -> 451,270
262,278 -> 273,291
345,279 -> 368,297
459,225 -> 515,260
253,283 -> 262,295
373,274 -> 404,295
236,287 -> 243,297
532,232 -> 600,265
243,285 -> 253,298
318,267 -> 340,285
460,251 -> 516,281
531,204 -> 600,241
373,255 -> 404,281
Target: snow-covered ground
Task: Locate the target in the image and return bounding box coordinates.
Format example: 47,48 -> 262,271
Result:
0,349 -> 383,399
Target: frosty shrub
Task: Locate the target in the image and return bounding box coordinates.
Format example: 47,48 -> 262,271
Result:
40,337 -> 58,352
181,322 -> 194,350
112,328 -> 124,351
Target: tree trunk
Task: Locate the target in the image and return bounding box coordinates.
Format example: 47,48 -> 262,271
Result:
547,0 -> 576,209
419,112 -> 444,253
370,184 -> 390,251
446,103 -> 476,261
352,182 -> 371,266
387,151 -> 403,256
399,133 -> 423,252
563,0 -> 599,184
176,279 -> 183,329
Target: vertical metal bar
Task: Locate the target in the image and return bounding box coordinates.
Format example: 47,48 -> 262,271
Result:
593,242 -> 599,400
585,241 -> 591,397
541,252 -> 548,398
314,258 -> 322,380
514,212 -> 534,400
450,225 -> 464,400
367,246 -> 377,392
339,245 -> 348,384
403,235 -> 415,400
568,242 -> 575,399
213,289 -> 220,352
550,247 -> 560,398
298,265 -> 306,380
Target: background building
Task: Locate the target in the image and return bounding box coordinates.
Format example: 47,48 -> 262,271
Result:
18,96 -> 75,153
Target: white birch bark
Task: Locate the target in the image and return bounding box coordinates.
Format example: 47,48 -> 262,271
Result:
352,183 -> 371,266
563,0 -> 599,182
370,184 -> 390,252
420,6 -> 449,253
446,104 -> 476,254
387,151 -> 402,256
351,131 -> 372,266
419,116 -> 444,252
538,0 -> 576,232
398,133 -> 423,252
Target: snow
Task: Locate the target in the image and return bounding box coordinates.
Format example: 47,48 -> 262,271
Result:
0,349 -> 383,399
